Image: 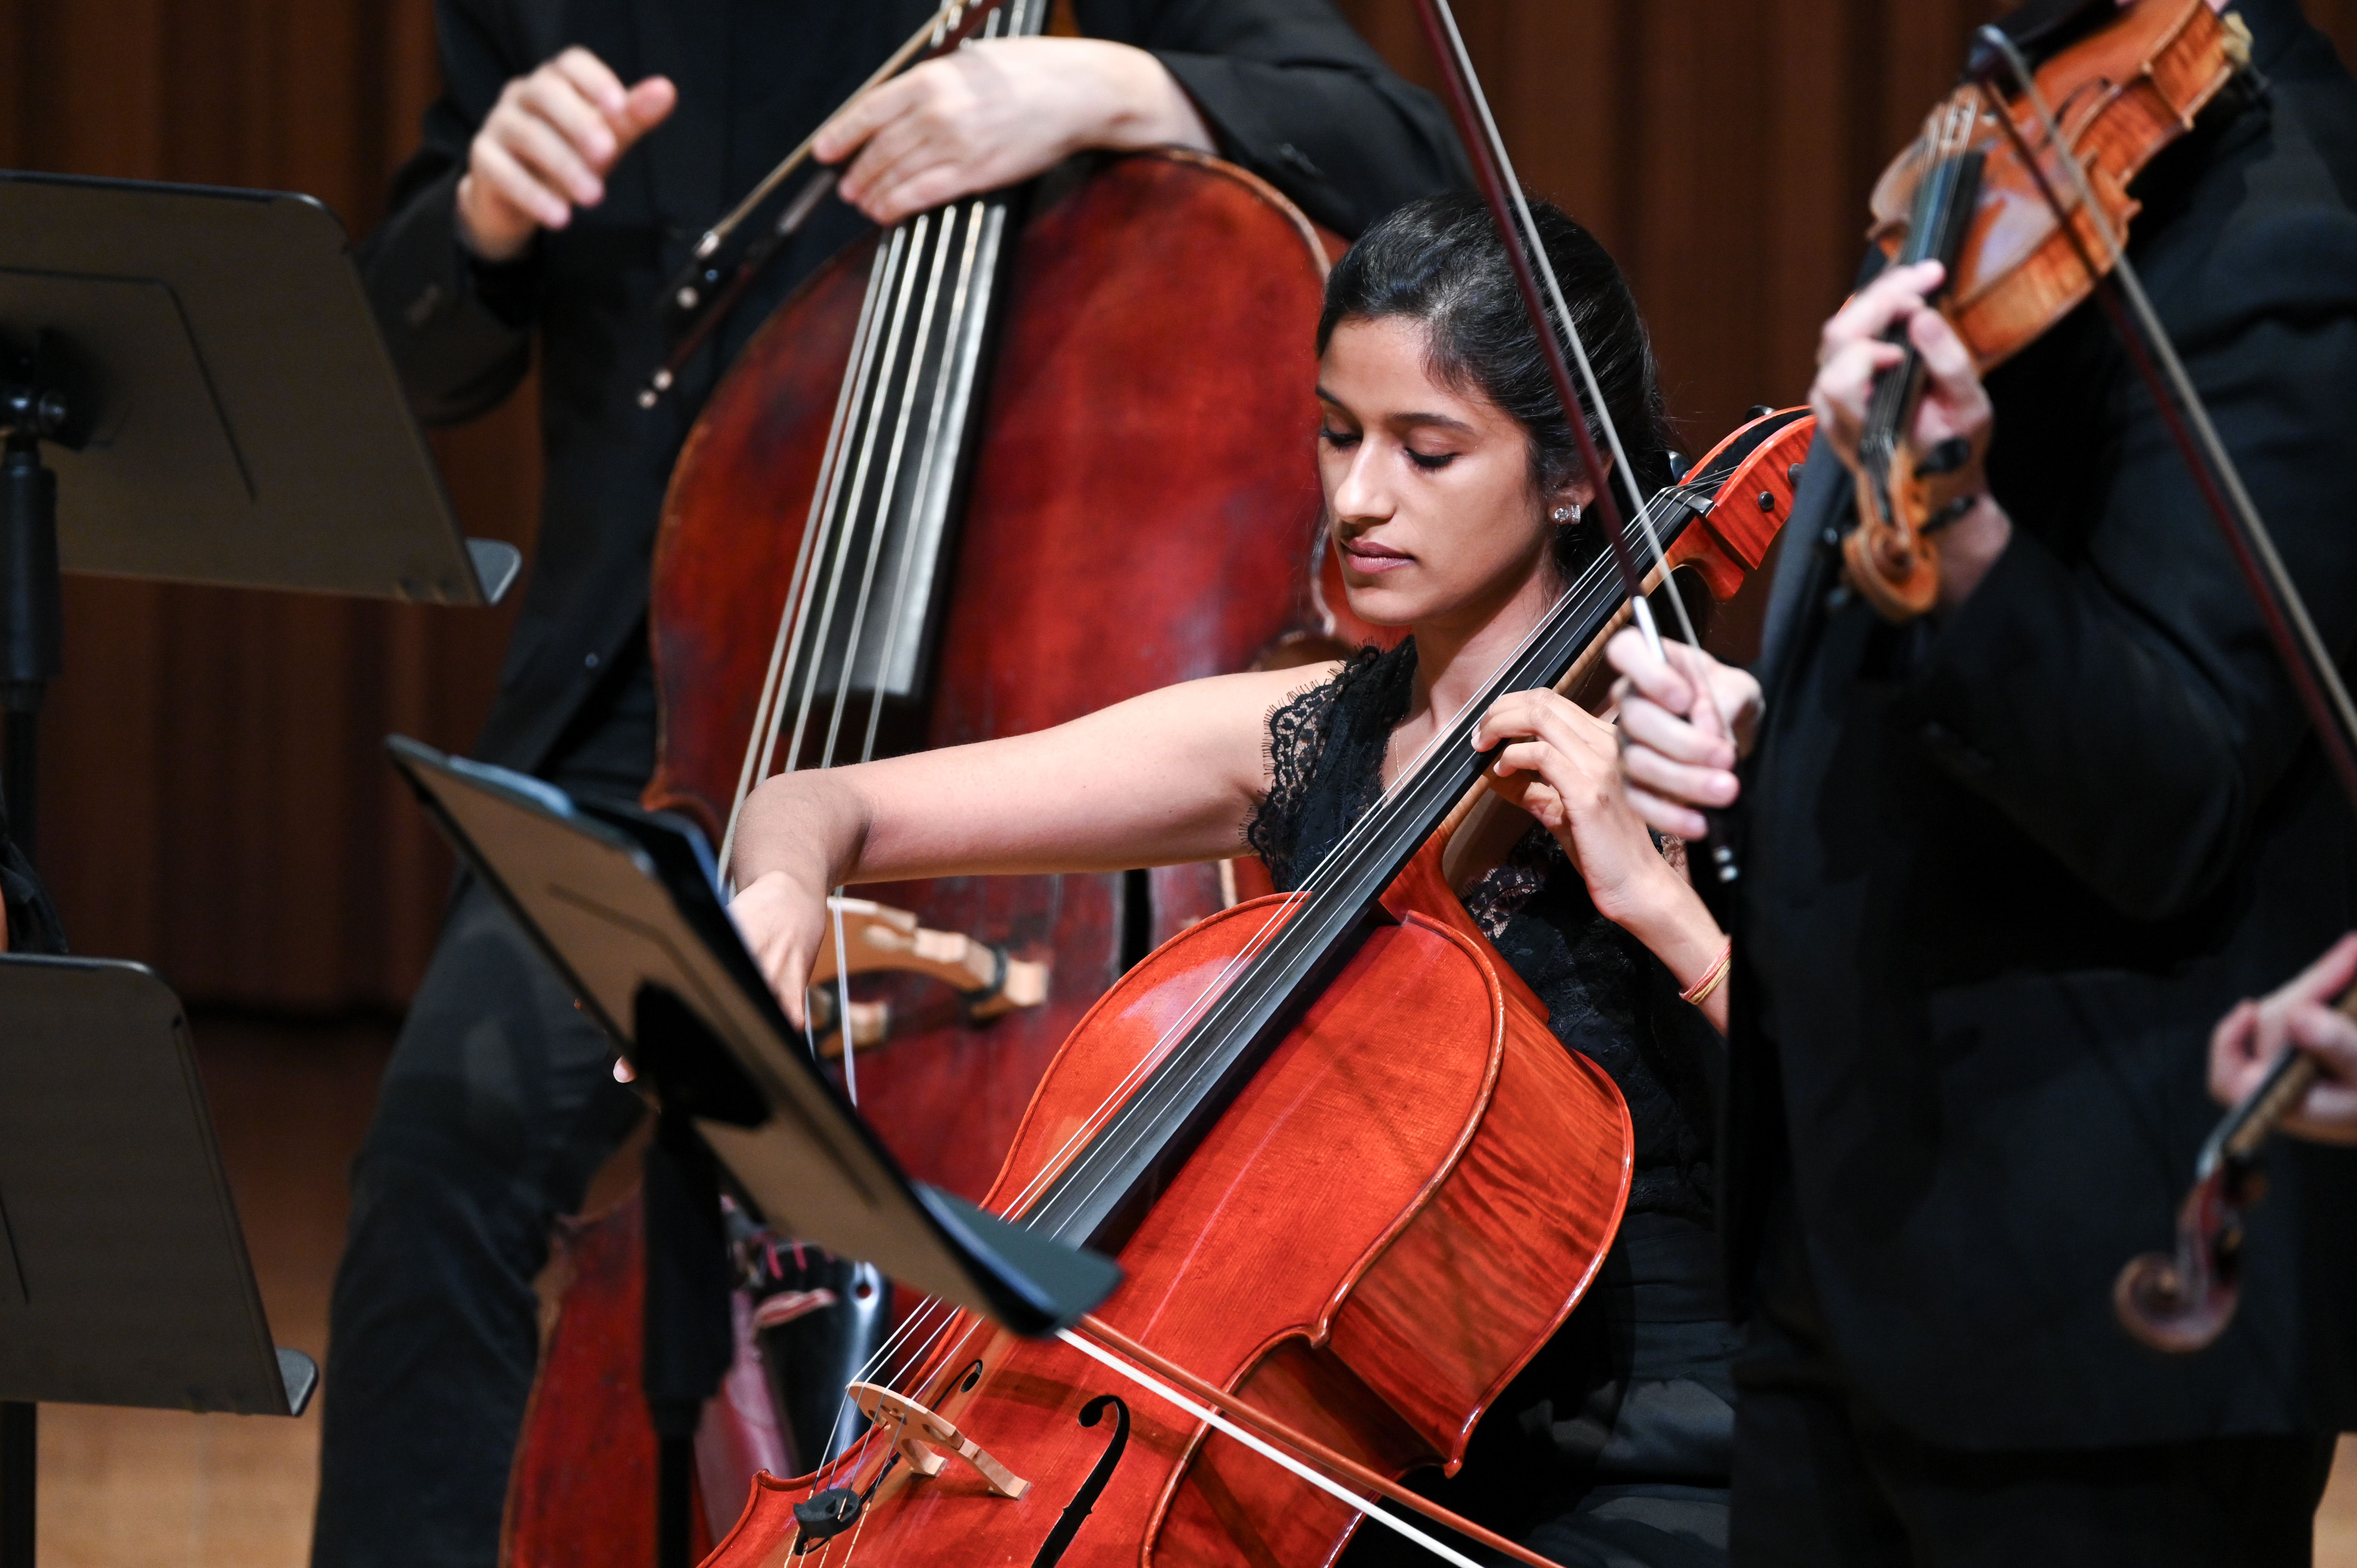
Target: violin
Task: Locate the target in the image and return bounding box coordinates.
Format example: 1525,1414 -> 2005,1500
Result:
2115,985 -> 2353,1353
1842,0 -> 2249,620
1841,0 -> 2357,1353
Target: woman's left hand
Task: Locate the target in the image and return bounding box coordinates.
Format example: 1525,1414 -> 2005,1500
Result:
1471,688 -> 1676,925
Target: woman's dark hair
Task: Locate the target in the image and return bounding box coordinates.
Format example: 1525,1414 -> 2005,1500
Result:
1318,191 -> 1673,573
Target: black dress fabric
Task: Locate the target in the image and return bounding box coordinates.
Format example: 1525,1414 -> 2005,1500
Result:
1254,642 -> 1737,1568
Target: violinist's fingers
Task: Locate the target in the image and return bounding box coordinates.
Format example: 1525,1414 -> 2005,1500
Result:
1619,730 -> 1739,812
1907,305 -> 1991,441
1623,779 -> 1712,844
1810,339 -> 1906,463
1605,627 -> 1692,717
2282,1004 -> 2357,1144
2279,931 -> 2357,1011
1816,260 -> 1945,364
2208,996 -> 2263,1107
1616,692 -> 1737,773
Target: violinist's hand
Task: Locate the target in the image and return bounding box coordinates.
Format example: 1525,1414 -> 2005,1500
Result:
458,47 -> 677,262
1472,687 -> 1730,1029
2209,933 -> 2357,1146
728,869 -> 832,1029
1606,633 -> 1759,842
1812,258 -> 2010,611
815,37 -> 1213,227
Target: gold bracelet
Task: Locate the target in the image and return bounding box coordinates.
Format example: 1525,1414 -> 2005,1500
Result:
1681,940 -> 1733,1008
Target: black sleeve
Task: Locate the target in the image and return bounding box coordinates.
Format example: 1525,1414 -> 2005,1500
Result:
1894,194 -> 2357,921
1075,0 -> 1469,237
357,0 -> 543,427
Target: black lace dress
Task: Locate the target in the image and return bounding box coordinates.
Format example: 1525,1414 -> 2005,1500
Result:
1252,643 -> 1738,1568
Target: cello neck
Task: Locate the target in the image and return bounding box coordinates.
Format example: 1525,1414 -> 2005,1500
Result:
1017,420 -> 1796,1248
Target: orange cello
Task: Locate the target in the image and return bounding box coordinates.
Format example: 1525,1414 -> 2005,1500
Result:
690,407 -> 1811,1568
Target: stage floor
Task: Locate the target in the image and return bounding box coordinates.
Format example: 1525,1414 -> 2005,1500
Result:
26,1014 -> 2357,1566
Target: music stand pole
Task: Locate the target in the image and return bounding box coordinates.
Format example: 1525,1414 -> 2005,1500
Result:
0,357 -> 62,1568
0,373 -> 63,866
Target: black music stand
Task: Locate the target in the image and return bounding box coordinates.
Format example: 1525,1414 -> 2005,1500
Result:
0,956 -> 318,1567
0,169 -> 523,1565
385,737 -> 1121,1568
0,168 -> 522,858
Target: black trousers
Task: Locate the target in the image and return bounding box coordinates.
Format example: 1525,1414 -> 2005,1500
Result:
311,646 -> 657,1568
1729,1221 -> 2339,1568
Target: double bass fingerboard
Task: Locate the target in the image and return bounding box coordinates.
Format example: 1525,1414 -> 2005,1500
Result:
750,0 -> 1048,783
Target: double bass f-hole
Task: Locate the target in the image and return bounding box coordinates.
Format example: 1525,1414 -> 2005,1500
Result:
1029,1395 -> 1131,1568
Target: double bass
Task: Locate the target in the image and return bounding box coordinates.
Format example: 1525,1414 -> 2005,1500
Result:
505,0 -> 1405,1558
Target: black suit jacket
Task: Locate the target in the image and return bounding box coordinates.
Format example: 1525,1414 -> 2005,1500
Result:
1727,0 -> 2357,1448
360,0 -> 1467,774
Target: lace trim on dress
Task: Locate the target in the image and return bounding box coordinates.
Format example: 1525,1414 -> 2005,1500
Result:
1460,824 -> 1570,941
1246,646 -> 1396,890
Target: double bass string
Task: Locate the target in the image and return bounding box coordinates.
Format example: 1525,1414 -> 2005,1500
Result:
720,0 -> 1039,864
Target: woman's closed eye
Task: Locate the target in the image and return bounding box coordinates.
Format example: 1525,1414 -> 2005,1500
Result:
1318,426 -> 1360,450
1405,445 -> 1456,471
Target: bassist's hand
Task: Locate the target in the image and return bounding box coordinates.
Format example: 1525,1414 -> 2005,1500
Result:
815,37 -> 1212,227
458,47 -> 677,262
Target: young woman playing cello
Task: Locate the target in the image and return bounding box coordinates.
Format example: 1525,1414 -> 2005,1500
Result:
730,191 -> 1740,1566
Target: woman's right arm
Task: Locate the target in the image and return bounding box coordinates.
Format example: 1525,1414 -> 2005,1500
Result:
728,664 -> 1334,1015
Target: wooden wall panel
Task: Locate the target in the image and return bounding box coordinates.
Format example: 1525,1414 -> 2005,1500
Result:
2,1 -> 2353,1010
0,0 -> 537,1008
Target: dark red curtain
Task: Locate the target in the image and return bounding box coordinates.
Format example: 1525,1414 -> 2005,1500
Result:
4,0 -> 2352,1009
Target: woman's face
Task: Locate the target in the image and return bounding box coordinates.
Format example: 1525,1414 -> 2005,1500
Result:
1316,315 -> 1584,632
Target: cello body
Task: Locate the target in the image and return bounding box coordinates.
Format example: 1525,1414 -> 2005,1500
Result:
507,150 -> 1350,1566
700,841 -> 1632,1567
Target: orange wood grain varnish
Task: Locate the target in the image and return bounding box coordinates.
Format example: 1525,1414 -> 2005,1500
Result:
694,842 -> 1632,1568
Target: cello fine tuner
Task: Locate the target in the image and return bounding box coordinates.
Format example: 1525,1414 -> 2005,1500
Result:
847,1381 -> 1030,1499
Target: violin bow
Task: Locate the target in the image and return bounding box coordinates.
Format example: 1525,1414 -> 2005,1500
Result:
1965,24 -> 2357,1349
1410,0 -> 1742,888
